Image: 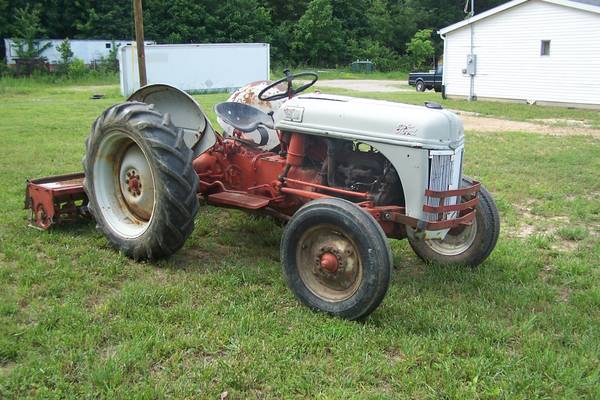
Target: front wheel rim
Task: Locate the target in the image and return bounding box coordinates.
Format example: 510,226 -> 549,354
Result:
296,224 -> 363,302
425,220 -> 478,256
92,130 -> 156,239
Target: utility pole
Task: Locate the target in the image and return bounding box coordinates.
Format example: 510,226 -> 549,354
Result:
133,0 -> 147,86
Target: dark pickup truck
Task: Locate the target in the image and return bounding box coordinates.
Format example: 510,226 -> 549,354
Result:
408,65 -> 443,92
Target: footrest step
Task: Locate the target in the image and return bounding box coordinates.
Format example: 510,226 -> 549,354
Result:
207,192 -> 270,210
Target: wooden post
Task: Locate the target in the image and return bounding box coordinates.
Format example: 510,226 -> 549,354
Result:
133,0 -> 147,86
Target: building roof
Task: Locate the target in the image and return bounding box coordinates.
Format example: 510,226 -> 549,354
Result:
570,0 -> 600,6
439,0 -> 600,35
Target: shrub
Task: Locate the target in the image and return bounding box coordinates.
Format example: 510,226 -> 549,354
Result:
68,59 -> 87,78
98,42 -> 119,73
348,39 -> 404,72
56,38 -> 73,75
0,60 -> 11,77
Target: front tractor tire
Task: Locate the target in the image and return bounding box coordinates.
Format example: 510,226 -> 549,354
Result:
407,178 -> 500,267
83,102 -> 199,260
281,198 -> 392,320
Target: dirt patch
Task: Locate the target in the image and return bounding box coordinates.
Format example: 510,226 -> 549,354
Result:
531,118 -> 594,129
539,265 -> 553,282
558,287 -> 571,303
384,348 -> 407,362
169,245 -> 231,270
455,112 -> 600,138
505,203 -> 584,252
550,241 -> 579,253
538,266 -> 571,303
67,84 -> 119,92
507,202 -> 551,239
0,362 -> 16,377
316,79 -> 410,93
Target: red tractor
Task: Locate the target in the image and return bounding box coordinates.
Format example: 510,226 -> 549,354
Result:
25,71 -> 499,320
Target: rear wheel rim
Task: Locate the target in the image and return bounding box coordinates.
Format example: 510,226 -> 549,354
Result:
93,130 -> 156,239
425,219 -> 478,256
296,224 -> 363,302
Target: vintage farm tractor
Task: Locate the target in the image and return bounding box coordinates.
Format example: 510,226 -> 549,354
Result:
25,71 -> 499,319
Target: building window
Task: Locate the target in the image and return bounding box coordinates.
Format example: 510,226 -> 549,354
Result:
541,40 -> 550,56
105,43 -> 111,49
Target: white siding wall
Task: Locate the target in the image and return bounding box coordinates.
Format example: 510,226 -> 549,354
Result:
443,0 -> 600,105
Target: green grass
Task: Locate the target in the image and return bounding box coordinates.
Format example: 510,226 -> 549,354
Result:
272,66 -> 409,81
1,80 -> 599,398
557,226 -> 589,242
0,73 -> 119,94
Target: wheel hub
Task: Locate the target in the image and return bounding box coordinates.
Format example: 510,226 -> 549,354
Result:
297,225 -> 362,302
318,251 -> 339,273
118,145 -> 155,221
126,170 -> 142,196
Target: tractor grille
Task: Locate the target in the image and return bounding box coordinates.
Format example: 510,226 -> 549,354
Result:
426,148 -> 463,221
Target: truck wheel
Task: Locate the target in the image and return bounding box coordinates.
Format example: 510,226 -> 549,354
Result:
281,198 -> 392,320
416,81 -> 426,92
407,178 -> 500,267
83,102 -> 199,260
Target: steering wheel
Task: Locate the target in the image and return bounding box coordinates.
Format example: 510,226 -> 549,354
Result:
258,69 -> 319,101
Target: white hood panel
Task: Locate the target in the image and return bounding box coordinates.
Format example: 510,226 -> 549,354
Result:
274,93 -> 464,150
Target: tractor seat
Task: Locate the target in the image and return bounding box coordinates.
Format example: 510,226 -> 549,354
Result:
215,102 -> 274,133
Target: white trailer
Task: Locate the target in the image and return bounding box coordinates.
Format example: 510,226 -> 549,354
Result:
118,43 -> 270,96
3,39 -> 154,65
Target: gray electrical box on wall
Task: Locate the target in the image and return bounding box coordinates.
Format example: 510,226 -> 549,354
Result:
466,54 -> 477,76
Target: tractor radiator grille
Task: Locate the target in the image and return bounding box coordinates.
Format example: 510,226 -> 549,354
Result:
426,149 -> 463,221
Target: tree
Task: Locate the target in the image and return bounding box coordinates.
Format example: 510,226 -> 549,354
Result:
0,0 -> 9,42
406,29 -> 435,70
76,2 -> 132,39
292,0 -> 344,67
0,0 -> 511,70
366,0 -> 394,46
205,0 -> 273,43
11,5 -> 52,59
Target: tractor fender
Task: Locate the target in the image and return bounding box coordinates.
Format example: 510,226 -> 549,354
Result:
128,84 -> 216,158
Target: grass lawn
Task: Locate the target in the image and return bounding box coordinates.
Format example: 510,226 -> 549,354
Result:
0,79 -> 599,399
272,67 -> 409,81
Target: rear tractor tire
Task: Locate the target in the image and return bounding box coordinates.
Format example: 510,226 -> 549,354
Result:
281,198 -> 393,320
83,102 -> 199,260
407,177 -> 500,267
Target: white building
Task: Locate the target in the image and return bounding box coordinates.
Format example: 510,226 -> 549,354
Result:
439,0 -> 600,108
3,39 -> 154,65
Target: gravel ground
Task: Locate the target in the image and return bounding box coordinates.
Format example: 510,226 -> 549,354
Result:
452,111 -> 600,138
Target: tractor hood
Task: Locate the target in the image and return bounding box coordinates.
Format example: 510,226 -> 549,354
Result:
274,93 -> 464,150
